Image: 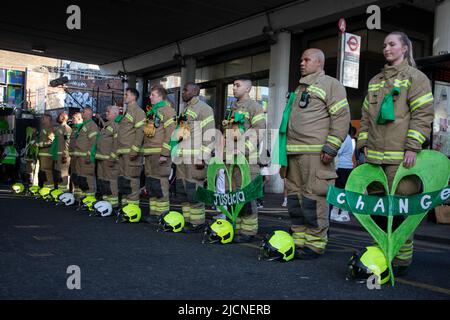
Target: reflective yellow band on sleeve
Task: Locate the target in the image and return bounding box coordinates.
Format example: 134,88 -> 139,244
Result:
164,118 -> 175,128
201,145 -> 212,153
308,85 -> 326,100
326,135 -> 342,148
201,116 -> 214,128
162,143 -> 171,151
363,97 -> 369,110
135,120 -> 145,128
329,99 -> 349,115
88,132 -> 98,139
251,113 -> 266,125
358,132 -> 368,141
410,93 -> 433,112
407,130 -> 426,144
106,126 -> 114,134
185,110 -> 198,119
125,113 -> 134,122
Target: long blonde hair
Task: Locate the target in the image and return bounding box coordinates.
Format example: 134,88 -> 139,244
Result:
387,31 -> 416,68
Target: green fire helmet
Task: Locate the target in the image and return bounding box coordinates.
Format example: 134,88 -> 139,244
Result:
29,185 -> 40,196
116,204 -> 141,223
158,211 -> 185,233
347,246 -> 390,285
80,196 -> 97,211
50,189 -> 63,202
11,182 -> 25,194
38,187 -> 52,200
203,219 -> 234,244
258,230 -> 295,262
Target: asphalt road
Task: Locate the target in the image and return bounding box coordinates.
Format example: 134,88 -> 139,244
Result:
0,194 -> 449,300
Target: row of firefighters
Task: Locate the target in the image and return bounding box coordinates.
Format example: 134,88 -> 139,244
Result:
15,43 -> 435,275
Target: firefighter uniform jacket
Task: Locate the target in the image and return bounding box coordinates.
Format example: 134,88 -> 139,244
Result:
224,98 -> 266,160
142,103 -> 177,158
357,60 -> 434,165
176,97 -> 215,162
74,120 -> 99,159
96,120 -> 118,161
116,102 -> 146,157
36,126 -> 55,158
55,123 -> 72,158
286,71 -> 350,156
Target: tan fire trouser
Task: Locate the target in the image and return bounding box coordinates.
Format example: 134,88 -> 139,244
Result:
369,164 -> 420,267
177,162 -> 207,226
118,154 -> 143,206
286,154 -> 337,255
145,154 -> 171,217
224,163 -> 261,236
97,159 -> 119,207
54,156 -> 71,192
38,155 -> 54,189
75,157 -> 95,199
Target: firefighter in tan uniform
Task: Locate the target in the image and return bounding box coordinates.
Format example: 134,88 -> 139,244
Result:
142,85 -> 176,222
69,112 -> 83,199
53,112 -> 72,192
35,114 -> 55,189
283,49 -> 350,258
72,107 -> 99,201
357,32 -> 434,275
96,105 -> 120,209
223,77 -> 266,242
116,88 -> 146,207
173,82 -> 215,232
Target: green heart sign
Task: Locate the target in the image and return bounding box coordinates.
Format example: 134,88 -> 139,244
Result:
195,154 -> 263,230
327,150 -> 450,286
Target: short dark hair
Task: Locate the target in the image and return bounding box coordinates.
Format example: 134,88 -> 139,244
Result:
150,84 -> 168,100
126,87 -> 140,100
234,75 -> 252,83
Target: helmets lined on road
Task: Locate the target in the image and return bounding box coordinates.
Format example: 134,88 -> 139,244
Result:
80,196 -> 97,211
92,201 -> 113,217
202,219 -> 234,244
38,187 -> 52,200
50,189 -> 64,202
11,183 -> 25,194
116,204 -> 141,223
158,211 -> 185,233
347,246 -> 390,285
29,185 -> 40,196
258,230 -> 295,262
58,192 -> 76,206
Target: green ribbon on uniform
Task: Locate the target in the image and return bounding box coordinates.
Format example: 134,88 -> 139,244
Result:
90,132 -> 100,162
275,90 -> 298,166
233,112 -> 246,134
146,100 -> 166,118
50,135 -> 59,161
114,115 -> 123,123
377,87 -> 400,125
74,119 -> 92,139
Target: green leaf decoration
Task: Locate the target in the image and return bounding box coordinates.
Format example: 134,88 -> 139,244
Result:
335,150 -> 450,286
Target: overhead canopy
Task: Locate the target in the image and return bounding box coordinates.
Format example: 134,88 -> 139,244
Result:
0,0 -> 296,65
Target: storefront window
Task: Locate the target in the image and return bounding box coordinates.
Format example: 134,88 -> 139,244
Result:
199,87 -> 217,109
196,52 -> 270,83
433,81 -> 450,156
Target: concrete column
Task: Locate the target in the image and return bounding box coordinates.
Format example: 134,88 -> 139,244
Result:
136,76 -> 145,107
179,56 -> 196,113
266,31 -> 291,194
433,0 -> 450,55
